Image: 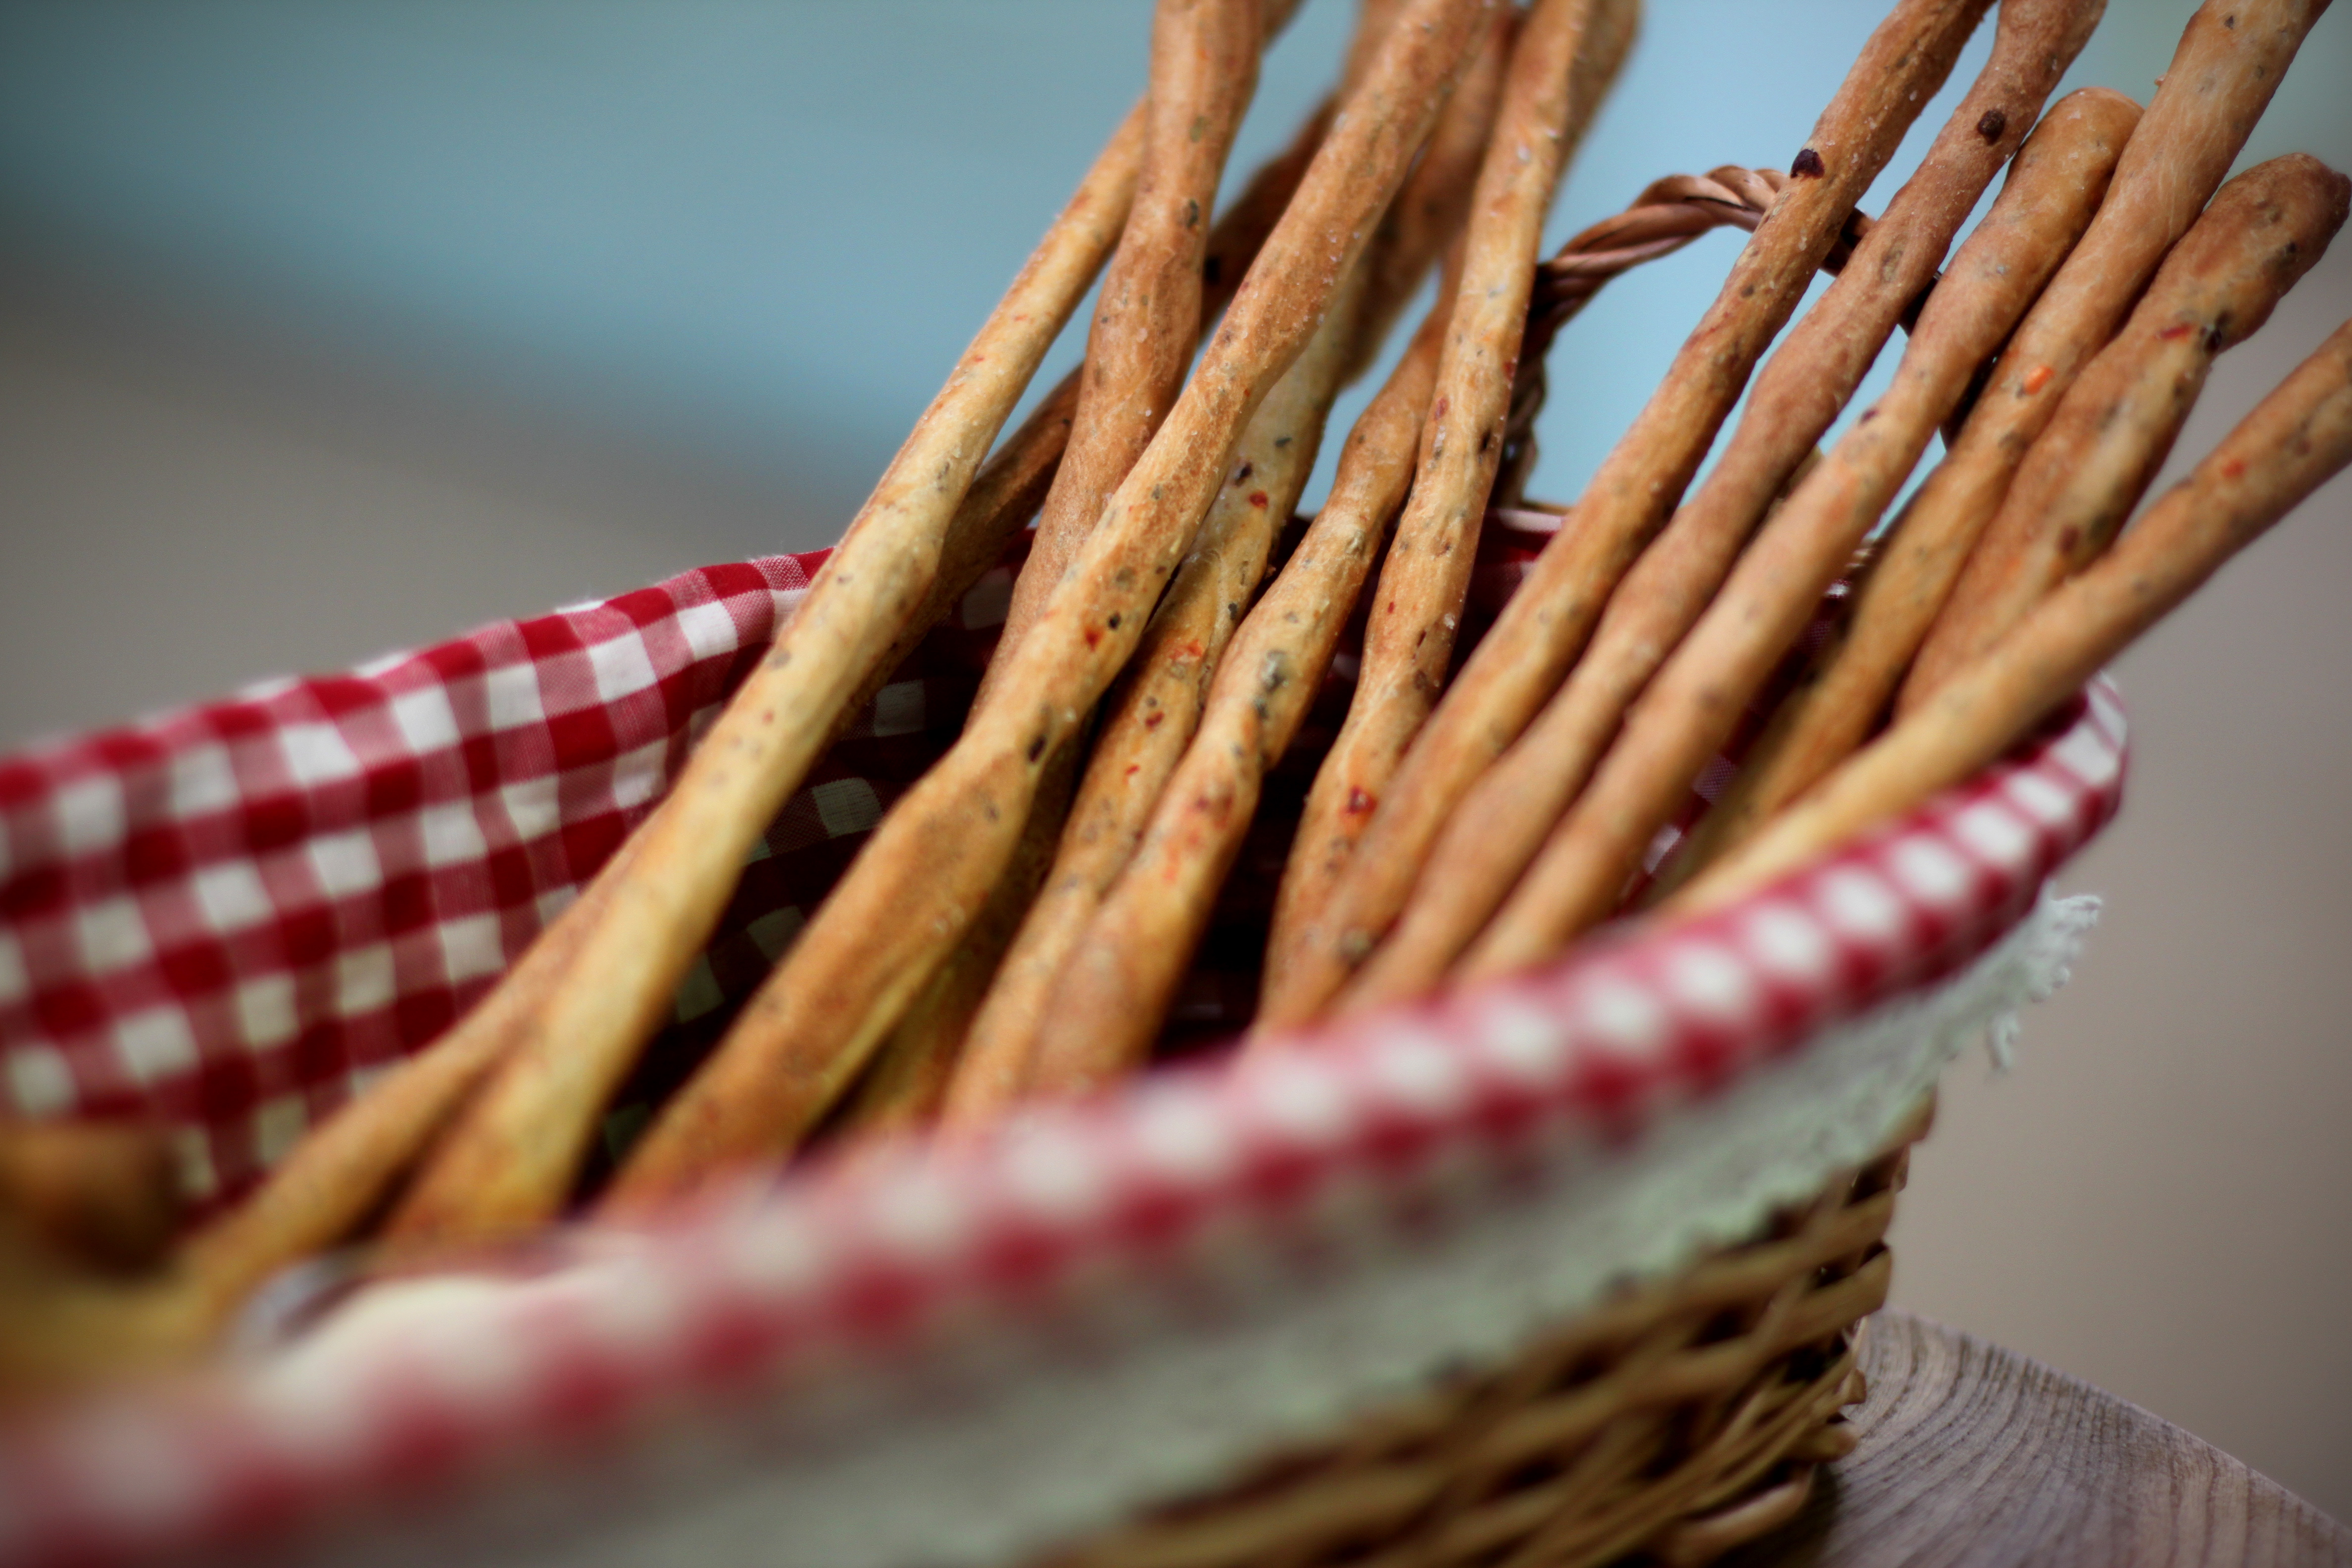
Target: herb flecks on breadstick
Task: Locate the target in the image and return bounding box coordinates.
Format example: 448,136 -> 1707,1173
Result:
1259,0 -> 1643,1020
1033,0 -> 1633,1092
1260,0 -> 2002,1028
1020,288 -> 1460,1098
983,0 -> 1271,688
604,0 -> 1498,1211
945,3 -> 1516,1119
1675,317 -> 2352,917
1472,100 -> 2300,985
1665,90 -> 2139,880
1876,0 -> 2334,715
1903,154 -> 2347,695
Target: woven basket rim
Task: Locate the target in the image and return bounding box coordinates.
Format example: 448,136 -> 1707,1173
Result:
0,548 -> 2127,1568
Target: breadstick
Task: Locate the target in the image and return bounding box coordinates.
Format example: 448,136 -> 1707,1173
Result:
601,0 -> 1499,1212
1903,154 -> 2347,695
1672,316 -> 2352,918
1663,91 -> 2138,883
1878,0 -> 2335,711
941,5 -> 1517,1123
1469,104 -> 2312,986
1253,0 -> 1995,1032
369,96 -> 1160,1245
1366,0 -> 2103,1001
1255,0 -> 1649,1023
1016,279 -> 1458,1095
981,0 -> 1274,689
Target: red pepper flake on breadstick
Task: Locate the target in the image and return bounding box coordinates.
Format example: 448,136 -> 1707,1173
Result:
1015,282 -> 1463,1098
1356,0 -> 2110,1004
1902,154 -> 2347,696
1882,0 -> 2336,711
1258,0 -> 1645,1020
1672,316 -> 2352,918
1664,90 -> 2140,881
1028,0 -> 1634,1094
941,4 -> 1518,1121
1255,0 -> 1997,1031
602,0 -> 1500,1211
1473,116 -> 2342,986
982,0 -> 1276,688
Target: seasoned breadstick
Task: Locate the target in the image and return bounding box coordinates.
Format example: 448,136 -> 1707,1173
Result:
1903,154 -> 2347,695
982,0 -> 1273,687
1254,0 -> 1996,1031
1258,0 -> 1646,1019
1362,0 -> 2103,1003
1017,280 -> 1457,1094
1674,316 -> 2352,917
1471,111 -> 2333,985
1664,91 -> 2139,882
1878,0 -> 2335,711
603,0 -> 1500,1211
369,106 -> 1159,1247
943,5 -> 1516,1122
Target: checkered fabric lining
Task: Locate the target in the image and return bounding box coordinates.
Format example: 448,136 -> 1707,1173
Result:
0,519 -> 1557,1208
0,682 -> 2125,1568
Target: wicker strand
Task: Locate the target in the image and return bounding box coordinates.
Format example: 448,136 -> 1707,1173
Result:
1497,166 -> 1880,505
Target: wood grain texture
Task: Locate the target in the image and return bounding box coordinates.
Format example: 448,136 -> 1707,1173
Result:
1724,1310 -> 2352,1567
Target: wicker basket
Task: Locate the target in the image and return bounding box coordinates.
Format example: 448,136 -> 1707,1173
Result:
1051,1100 -> 1927,1568
0,532 -> 2121,1568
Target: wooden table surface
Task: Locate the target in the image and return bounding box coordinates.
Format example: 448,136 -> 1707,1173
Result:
1723,1311 -> 2352,1567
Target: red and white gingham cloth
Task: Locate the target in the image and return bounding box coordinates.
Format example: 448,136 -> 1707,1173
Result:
0,523 -> 2125,1567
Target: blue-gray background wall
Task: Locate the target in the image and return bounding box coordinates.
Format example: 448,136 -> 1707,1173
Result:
2,0 -> 2348,1517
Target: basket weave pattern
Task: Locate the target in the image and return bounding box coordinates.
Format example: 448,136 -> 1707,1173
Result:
1050,1100 -> 1925,1568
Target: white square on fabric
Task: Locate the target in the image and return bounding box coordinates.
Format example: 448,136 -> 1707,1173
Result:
167,744 -> 241,819
673,954 -> 725,1022
811,778 -> 882,838
610,739 -> 669,812
483,662 -> 547,731
53,773 -> 125,856
388,685 -> 463,754
436,914 -> 506,985
501,776 -> 561,844
745,908 -> 804,963
961,568 -> 1014,630
235,975 -> 299,1049
74,896 -> 152,973
334,944 -> 397,1017
417,801 -> 490,869
870,681 -> 926,738
279,723 -> 363,787
251,1094 -> 310,1168
192,860 -> 274,933
306,830 -> 383,901
173,1127 -> 217,1201
114,1008 -> 197,1086
0,930 -> 25,1005
588,632 -> 660,704
5,1045 -> 76,1117
674,598 -> 740,664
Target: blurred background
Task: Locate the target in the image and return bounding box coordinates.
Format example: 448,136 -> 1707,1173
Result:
2,0 -> 2347,1519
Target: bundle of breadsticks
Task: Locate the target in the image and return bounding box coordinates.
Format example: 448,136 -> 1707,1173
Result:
8,0 -> 2349,1389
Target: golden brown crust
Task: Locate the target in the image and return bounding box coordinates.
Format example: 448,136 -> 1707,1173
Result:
944,4 -> 1517,1119
1902,154 -> 2348,696
601,0 -> 1500,1212
981,0 -> 1268,692
1258,0 -> 1641,1023
1664,89 -> 2141,881
1259,0 -> 2001,1027
1883,0 -> 2336,712
1673,317 -> 2352,917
